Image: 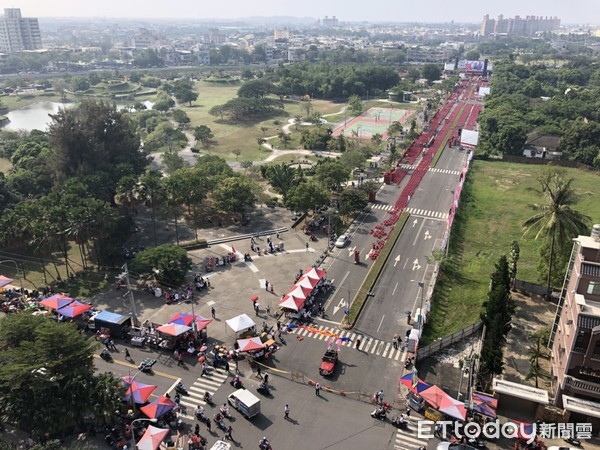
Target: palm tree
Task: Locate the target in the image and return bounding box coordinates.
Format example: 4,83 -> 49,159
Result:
265,164 -> 297,203
525,332 -> 551,388
522,168 -> 589,299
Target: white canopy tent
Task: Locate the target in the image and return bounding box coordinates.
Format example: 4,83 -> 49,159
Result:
225,313 -> 256,333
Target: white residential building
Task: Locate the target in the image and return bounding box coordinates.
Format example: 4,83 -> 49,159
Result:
0,8 -> 42,53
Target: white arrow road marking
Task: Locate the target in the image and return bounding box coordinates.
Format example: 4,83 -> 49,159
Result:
348,246 -> 356,256
394,254 -> 401,267
412,218 -> 418,227
424,230 -> 432,240
412,258 -> 421,271
333,297 -> 346,315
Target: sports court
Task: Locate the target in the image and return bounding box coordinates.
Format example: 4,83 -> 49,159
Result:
332,107 -> 414,140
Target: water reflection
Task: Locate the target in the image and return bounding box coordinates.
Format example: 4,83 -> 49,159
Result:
3,100 -> 154,132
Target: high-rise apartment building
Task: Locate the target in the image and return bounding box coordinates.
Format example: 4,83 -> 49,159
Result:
479,14 -> 560,37
0,8 -> 42,53
550,224 -> 600,427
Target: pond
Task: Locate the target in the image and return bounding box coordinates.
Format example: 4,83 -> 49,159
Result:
3,100 -> 154,132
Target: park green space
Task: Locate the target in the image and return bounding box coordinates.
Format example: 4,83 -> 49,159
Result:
422,160 -> 600,345
179,81 -> 343,161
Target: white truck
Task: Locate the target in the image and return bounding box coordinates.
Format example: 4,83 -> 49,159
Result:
209,441 -> 232,450
227,388 -> 261,418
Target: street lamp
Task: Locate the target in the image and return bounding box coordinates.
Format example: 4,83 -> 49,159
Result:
417,282 -> 425,330
132,418 -> 158,449
0,259 -> 24,295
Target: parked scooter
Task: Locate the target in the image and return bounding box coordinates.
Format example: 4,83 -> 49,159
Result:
219,404 -> 232,419
175,382 -> 188,396
229,376 -> 244,389
370,403 -> 389,420
257,382 -> 271,396
100,348 -> 112,362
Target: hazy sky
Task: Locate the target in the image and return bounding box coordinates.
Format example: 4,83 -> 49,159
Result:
5,0 -> 599,24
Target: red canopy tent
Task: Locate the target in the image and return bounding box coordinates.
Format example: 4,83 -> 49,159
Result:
136,425 -> 170,450
0,275 -> 14,288
39,294 -> 75,311
278,294 -> 305,311
438,395 -> 467,420
303,267 -> 326,281
194,316 -> 213,332
168,312 -> 196,326
156,323 -> 191,336
56,300 -> 92,318
236,336 -> 265,352
140,395 -> 176,419
287,285 -> 312,299
295,275 -> 318,289
420,385 -> 450,409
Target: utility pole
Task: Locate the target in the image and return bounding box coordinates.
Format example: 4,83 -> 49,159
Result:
123,263 -> 139,326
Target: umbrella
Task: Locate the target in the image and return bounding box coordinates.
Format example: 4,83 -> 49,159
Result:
140,395 -> 176,419
237,336 -> 265,352
39,293 -> 75,311
399,373 -> 430,394
471,391 -> 498,418
420,385 -> 449,409
156,323 -> 192,336
438,395 -> 467,420
194,316 -> 213,332
250,294 -> 259,302
168,312 -> 196,326
0,275 -> 14,288
56,300 -> 92,318
136,425 -> 170,450
123,379 -> 157,404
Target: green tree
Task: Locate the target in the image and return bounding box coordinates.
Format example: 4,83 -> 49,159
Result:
508,240 -> 520,290
208,105 -> 225,121
371,133 -> 383,147
237,79 -> 276,98
0,315 -> 101,436
193,125 -> 214,149
137,169 -> 164,246
348,94 -> 363,114
338,188 -> 368,216
172,109 -> 190,128
294,115 -> 303,130
130,244 -> 192,286
479,255 -> 515,383
522,167 -> 590,299
525,329 -> 551,388
421,64 -> 442,84
315,159 -> 350,191
278,131 -> 291,148
263,164 -> 298,202
286,181 -> 329,213
173,79 -> 198,106
162,151 -> 186,174
212,176 -> 258,217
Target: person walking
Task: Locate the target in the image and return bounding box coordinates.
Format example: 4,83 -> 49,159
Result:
393,334 -> 399,350
284,404 -> 290,419
254,303 -> 260,316
177,352 -> 184,367
256,364 -> 262,379
265,280 -> 269,291
211,307 -> 216,319
201,362 -> 209,377
125,348 -> 131,360
234,359 -> 239,374
224,425 -> 233,441
306,242 -> 309,251
264,373 -> 269,385
206,418 -> 212,433
356,338 -> 362,350
315,382 -> 321,396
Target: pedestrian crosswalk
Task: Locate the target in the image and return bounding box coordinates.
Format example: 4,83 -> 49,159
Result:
396,164 -> 460,176
287,324 -> 403,361
177,368 -> 229,415
404,208 -> 449,220
395,425 -> 430,450
366,204 -> 449,220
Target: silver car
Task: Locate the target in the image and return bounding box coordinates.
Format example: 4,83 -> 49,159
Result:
335,234 -> 350,248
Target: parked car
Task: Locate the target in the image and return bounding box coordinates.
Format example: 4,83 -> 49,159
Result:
335,234 -> 350,248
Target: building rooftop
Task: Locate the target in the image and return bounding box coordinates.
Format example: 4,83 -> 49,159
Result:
492,378 -> 549,404
562,395 -> 600,418
576,235 -> 600,251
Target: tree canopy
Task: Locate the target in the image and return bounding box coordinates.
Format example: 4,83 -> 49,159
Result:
130,244 -> 192,286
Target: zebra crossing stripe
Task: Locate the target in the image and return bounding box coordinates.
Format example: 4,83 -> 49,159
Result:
395,427 -> 429,450
382,342 -> 391,358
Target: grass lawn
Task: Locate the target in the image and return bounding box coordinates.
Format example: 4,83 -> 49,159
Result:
181,81 -> 339,162
422,160 -> 600,345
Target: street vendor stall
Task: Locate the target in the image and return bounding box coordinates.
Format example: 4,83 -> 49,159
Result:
226,314 -> 256,337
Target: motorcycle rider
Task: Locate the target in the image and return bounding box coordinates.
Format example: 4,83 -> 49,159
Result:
195,405 -> 205,418
220,403 -> 231,418
203,391 -> 213,404
259,437 -> 270,449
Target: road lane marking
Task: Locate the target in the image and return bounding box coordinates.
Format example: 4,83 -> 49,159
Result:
376,315 -> 385,333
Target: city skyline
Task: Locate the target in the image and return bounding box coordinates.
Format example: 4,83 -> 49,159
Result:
6,0 -> 600,25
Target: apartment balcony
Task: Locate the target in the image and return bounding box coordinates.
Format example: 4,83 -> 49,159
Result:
565,375 -> 600,399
